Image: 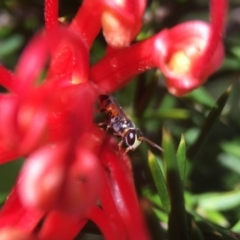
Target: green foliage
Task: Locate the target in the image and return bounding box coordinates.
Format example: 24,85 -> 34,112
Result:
148,151 -> 170,213
144,86 -> 239,239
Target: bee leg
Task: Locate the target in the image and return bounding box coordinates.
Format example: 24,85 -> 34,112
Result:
98,123 -> 112,133
98,122 -> 106,127
118,140 -> 131,154
113,133 -> 122,138
118,140 -> 124,153
105,124 -> 112,133
118,139 -> 123,147
124,148 -> 130,154
98,122 -> 107,132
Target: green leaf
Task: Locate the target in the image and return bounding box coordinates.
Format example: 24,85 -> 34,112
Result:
152,207 -> 168,223
144,206 -> 166,240
220,139 -> 240,158
222,57 -> 240,71
184,87 -> 215,108
231,46 -> 240,59
201,210 -> 229,227
0,159 -> 23,203
196,190 -> 240,211
0,35 -> 24,59
145,109 -> 190,120
148,151 -> 170,212
218,153 -> 240,175
176,134 -> 187,183
187,85 -> 232,161
163,129 -> 190,240
190,219 -> 205,240
231,219 -> 240,233
196,221 -> 236,240
143,188 -> 169,222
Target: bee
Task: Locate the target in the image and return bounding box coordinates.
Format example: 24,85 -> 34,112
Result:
98,94 -> 163,154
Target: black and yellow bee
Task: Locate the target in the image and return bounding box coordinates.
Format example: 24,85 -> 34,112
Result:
98,94 -> 162,153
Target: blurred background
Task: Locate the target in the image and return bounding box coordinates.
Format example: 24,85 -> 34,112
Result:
0,0 -> 240,239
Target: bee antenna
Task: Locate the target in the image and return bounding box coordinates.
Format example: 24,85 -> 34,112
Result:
140,137 -> 163,152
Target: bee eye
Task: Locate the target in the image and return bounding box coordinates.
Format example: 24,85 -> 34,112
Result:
125,129 -> 142,150
125,130 -> 136,146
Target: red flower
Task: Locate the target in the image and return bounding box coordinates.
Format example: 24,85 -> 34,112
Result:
0,0 -> 227,239
69,0 -> 146,48
90,0 -> 227,96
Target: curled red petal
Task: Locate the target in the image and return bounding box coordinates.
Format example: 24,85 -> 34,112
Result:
0,228 -> 34,240
101,0 -> 146,47
87,206 -> 117,240
0,94 -> 19,149
15,32 -> 49,91
153,21 -> 225,96
100,167 -> 128,239
0,140 -> 19,164
70,0 -> 103,48
70,0 -> 146,48
47,82 -> 97,142
100,140 -> 150,240
39,210 -> 87,240
151,0 -> 227,96
46,27 -> 89,84
90,35 -> 156,93
17,94 -> 49,155
0,65 -> 19,93
0,186 -> 44,232
58,146 -> 103,214
192,0 -> 227,76
18,143 -> 68,211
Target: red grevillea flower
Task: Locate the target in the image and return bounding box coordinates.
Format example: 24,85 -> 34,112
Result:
90,0 -> 227,96
0,26 -> 150,240
69,0 -> 146,48
0,0 -> 227,239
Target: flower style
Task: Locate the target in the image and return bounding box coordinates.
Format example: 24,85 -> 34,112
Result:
0,0 -> 227,239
